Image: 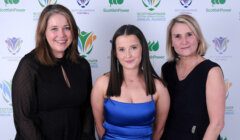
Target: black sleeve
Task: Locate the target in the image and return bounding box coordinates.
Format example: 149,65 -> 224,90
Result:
12,55 -> 43,140
81,59 -> 96,140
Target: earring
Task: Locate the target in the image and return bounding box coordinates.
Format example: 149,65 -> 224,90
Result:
117,60 -> 120,73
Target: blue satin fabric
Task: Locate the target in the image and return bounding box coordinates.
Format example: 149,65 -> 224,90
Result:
103,98 -> 155,140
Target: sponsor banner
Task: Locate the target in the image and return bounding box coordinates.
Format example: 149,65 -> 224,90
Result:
0,0 -> 239,139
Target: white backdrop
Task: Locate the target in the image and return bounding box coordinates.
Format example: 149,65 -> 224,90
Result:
0,0 -> 239,139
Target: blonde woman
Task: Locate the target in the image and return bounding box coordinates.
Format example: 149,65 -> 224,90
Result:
161,14 -> 225,140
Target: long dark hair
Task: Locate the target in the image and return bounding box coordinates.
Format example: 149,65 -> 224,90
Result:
35,4 -> 79,65
107,24 -> 162,97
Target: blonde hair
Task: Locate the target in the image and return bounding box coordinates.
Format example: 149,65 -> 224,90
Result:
166,14 -> 207,61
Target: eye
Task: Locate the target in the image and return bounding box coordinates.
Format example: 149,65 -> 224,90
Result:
173,34 -> 180,38
64,26 -> 71,31
51,27 -> 58,31
187,32 -> 193,37
118,47 -> 124,52
131,46 -> 137,50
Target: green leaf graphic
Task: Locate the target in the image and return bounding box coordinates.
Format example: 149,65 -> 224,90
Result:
109,0 -> 113,5
219,0 -> 225,4
117,0 -> 123,4
152,42 -> 159,51
13,0 -> 19,4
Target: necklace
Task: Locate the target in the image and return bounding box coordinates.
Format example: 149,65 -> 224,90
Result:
177,56 -> 200,80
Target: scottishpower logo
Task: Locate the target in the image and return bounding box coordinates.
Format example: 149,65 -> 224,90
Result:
4,0 -> 19,4
1,0 -> 25,12
5,37 -> 22,55
38,0 -> 57,7
0,81 -> 12,106
148,41 -> 164,59
103,0 -> 129,12
206,0 -> 230,12
180,0 -> 192,8
78,31 -> 96,57
77,0 -> 90,8
142,0 -> 161,11
148,41 -> 159,51
211,0 -> 226,5
212,37 -> 229,54
109,0 -> 124,6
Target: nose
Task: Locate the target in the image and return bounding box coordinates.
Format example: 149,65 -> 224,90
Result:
58,29 -> 66,37
181,36 -> 188,44
126,49 -> 132,58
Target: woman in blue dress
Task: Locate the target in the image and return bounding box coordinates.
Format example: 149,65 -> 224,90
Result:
91,25 -> 170,140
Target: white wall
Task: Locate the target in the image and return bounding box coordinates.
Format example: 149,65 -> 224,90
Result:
0,0 -> 239,139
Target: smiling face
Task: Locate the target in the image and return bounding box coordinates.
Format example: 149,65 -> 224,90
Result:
171,23 -> 199,58
115,35 -> 142,71
45,13 -> 73,58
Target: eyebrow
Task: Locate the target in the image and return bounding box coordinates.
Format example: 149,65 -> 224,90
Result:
172,31 -> 193,35
116,42 -> 140,47
172,31 -> 193,34
48,24 -> 70,27
130,42 -> 140,46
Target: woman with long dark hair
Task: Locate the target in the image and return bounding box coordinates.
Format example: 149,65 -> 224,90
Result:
91,24 -> 170,140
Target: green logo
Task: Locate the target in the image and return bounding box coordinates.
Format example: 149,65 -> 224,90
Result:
78,30 -> 96,57
4,0 -> 20,4
148,41 -> 159,51
109,0 -> 124,6
220,136 -> 228,140
211,0 -> 226,4
142,0 -> 161,11
38,0 -> 57,7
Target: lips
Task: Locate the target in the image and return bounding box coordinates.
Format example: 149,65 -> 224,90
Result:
125,59 -> 134,63
56,40 -> 67,43
55,40 -> 68,45
181,46 -> 191,50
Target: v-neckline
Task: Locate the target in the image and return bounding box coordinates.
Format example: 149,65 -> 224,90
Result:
174,59 -> 208,82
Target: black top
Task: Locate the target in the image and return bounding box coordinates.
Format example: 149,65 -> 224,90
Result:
12,51 -> 95,140
161,59 -> 220,140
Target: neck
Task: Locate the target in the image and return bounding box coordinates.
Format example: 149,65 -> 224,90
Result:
176,55 -> 203,80
178,55 -> 200,67
123,69 -> 142,82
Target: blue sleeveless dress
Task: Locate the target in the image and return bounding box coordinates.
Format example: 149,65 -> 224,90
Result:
103,98 -> 155,140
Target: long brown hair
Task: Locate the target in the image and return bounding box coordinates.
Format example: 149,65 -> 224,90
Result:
107,24 -> 162,97
35,4 -> 79,65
